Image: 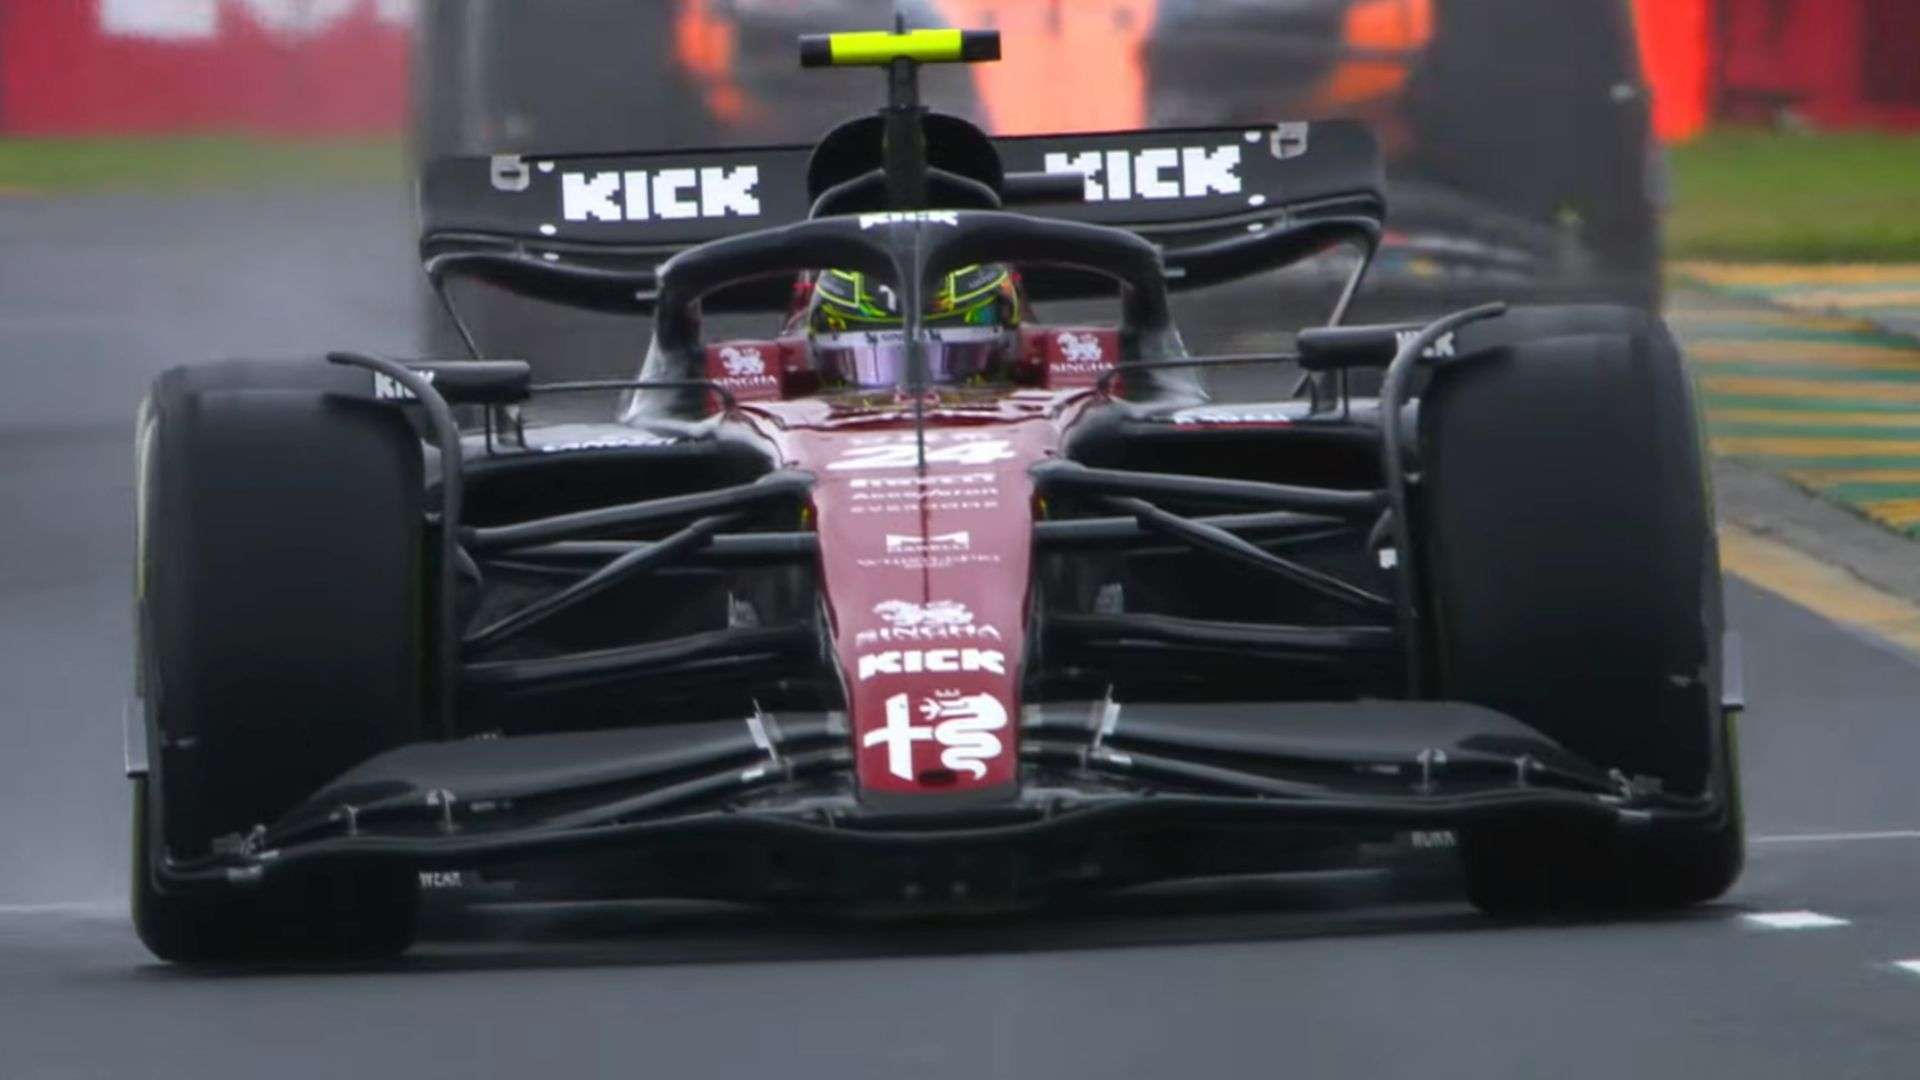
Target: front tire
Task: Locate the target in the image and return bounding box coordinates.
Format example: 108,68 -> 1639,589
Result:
132,359 -> 427,962
1417,306 -> 1743,914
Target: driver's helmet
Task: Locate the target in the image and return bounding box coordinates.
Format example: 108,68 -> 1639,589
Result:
808,264 -> 1022,388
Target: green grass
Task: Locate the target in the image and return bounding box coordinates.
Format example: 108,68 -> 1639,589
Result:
0,136 -> 405,194
1667,128 -> 1920,262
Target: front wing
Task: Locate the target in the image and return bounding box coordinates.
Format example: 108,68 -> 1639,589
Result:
151,698 -> 1729,905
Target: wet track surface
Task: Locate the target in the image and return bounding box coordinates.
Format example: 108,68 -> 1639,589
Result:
4,194 -> 1919,1078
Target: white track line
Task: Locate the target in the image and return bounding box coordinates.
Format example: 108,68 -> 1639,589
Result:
1752,830 -> 1920,845
1744,910 -> 1851,930
1893,961 -> 1920,978
0,902 -> 121,917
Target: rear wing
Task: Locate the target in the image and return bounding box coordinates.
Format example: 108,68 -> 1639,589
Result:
418,120 -> 1384,317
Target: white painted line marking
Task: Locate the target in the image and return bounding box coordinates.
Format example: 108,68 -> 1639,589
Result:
0,902 -> 121,917
1893,960 -> 1920,978
1744,910 -> 1850,930
1752,830 -> 1920,845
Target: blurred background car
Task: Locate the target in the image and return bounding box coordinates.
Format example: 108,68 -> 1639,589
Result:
416,0 -> 1660,324
403,0 -> 1665,375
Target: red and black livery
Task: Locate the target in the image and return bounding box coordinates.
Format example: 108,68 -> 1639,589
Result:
129,27 -> 1741,963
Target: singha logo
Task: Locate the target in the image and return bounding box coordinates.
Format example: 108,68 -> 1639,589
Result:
1057,332 -> 1104,364
719,346 -> 767,378
857,599 -> 1002,647
872,599 -> 973,630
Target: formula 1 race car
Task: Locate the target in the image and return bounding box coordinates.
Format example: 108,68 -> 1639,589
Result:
130,27 -> 1742,962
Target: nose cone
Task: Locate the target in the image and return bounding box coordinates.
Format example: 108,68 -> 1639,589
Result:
793,420 -> 1052,805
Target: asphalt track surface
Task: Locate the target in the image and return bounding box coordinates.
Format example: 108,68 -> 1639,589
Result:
5,193 -> 1920,1079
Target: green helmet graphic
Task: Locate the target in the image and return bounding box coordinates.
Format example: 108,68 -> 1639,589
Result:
808,264 -> 1022,388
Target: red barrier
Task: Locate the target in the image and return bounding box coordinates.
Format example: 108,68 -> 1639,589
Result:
1716,0 -> 1920,131
0,0 -> 411,136
9,1 -> 1914,139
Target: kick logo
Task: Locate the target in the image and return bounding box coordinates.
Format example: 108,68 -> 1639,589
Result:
372,369 -> 433,401
562,166 -> 760,223
863,690 -> 1009,781
1394,329 -> 1458,360
857,647 -> 1006,681
1043,145 -> 1241,203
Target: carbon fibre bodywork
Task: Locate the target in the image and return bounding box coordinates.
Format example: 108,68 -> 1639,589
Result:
136,33 -> 1735,929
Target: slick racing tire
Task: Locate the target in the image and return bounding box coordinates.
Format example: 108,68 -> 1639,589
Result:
1415,306 -> 1743,914
132,359 -> 426,962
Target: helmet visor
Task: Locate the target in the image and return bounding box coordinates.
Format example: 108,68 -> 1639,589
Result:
814,327 -> 1010,389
